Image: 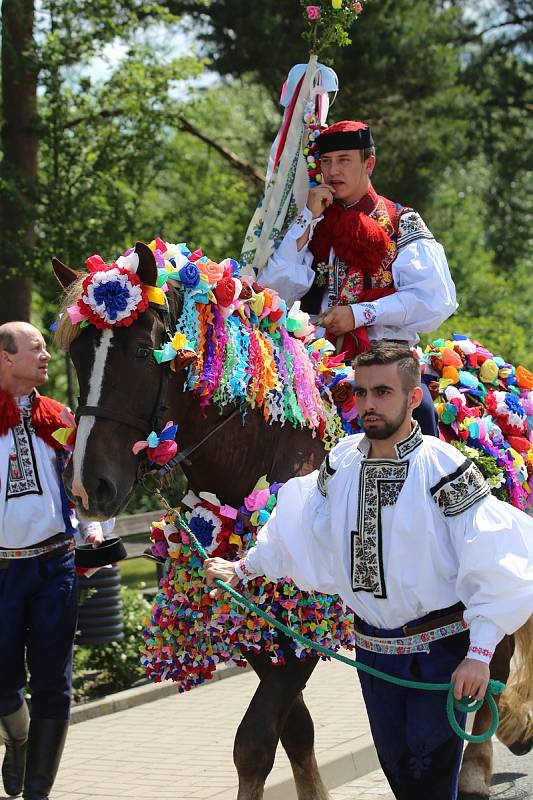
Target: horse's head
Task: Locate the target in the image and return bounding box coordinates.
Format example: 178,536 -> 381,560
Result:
53,242 -> 186,519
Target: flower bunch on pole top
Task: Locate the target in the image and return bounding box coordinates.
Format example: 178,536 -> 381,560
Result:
301,0 -> 365,56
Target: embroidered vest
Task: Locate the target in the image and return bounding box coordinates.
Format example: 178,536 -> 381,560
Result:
306,188 -> 403,314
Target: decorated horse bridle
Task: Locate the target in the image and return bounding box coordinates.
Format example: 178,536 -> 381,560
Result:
74,298 -> 242,480
75,300 -> 174,438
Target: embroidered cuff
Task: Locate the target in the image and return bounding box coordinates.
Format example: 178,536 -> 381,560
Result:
467,644 -> 494,664
79,521 -> 103,541
234,557 -> 257,583
352,302 -> 378,328
467,617 -> 503,663
287,206 -> 322,241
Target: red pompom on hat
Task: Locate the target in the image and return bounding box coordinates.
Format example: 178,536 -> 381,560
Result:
317,120 -> 374,155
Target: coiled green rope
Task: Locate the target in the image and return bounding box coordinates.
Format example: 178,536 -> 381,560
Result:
158,495 -> 504,744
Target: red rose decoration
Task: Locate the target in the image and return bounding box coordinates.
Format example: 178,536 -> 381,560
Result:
507,436 -> 531,453
214,276 -> 237,307
331,380 -> 354,406
428,381 -> 441,399
239,283 -> 253,301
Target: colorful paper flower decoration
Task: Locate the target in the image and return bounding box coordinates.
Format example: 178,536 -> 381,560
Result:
51,407 -> 77,452
132,421 -> 178,465
67,251 -> 166,330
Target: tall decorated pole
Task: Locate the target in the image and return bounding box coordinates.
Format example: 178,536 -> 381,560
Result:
240,0 -> 365,279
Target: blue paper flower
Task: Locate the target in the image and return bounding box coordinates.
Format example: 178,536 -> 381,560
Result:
505,394 -> 525,417
93,280 -> 131,320
178,262 -> 201,289
189,516 -> 215,549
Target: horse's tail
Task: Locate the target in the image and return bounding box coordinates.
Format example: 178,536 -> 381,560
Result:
497,615 -> 533,751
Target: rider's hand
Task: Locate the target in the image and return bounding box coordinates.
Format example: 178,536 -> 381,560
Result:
307,184 -> 335,218
318,306 -> 356,337
204,557 -> 240,599
451,658 -> 490,701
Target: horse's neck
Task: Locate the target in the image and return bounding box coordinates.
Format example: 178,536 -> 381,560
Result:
166,296 -> 326,503
168,377 -> 325,506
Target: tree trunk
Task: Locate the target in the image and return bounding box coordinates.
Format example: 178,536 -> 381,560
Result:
0,0 -> 38,323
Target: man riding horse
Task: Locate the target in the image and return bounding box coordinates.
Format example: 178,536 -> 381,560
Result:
260,119 -> 457,436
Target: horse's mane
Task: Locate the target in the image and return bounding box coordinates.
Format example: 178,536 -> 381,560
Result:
53,268 -> 348,447
54,275 -> 86,350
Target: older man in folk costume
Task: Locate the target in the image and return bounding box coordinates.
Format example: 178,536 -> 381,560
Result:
260,120 -> 457,436
205,342 -> 533,800
0,322 -> 110,800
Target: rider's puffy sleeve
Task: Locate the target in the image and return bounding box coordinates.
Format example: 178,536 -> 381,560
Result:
259,206 -> 322,306
235,470 -> 338,595
351,212 -> 457,332
447,492 -> 533,663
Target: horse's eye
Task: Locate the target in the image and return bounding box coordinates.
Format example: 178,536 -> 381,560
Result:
136,345 -> 152,358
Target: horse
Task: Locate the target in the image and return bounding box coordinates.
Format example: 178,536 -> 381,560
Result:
52,242 -> 533,800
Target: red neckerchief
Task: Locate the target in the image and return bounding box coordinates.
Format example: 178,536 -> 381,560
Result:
308,186 -> 402,359
0,388 -> 67,451
309,186 -> 390,275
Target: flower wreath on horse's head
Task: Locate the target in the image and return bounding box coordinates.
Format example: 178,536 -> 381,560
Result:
68,249 -> 166,330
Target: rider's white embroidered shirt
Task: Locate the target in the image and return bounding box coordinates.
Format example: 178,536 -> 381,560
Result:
236,424 -> 533,662
260,205 -> 457,345
0,396 -> 66,548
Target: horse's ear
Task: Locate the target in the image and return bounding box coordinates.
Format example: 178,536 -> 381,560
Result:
135,241 -> 158,287
52,257 -> 81,291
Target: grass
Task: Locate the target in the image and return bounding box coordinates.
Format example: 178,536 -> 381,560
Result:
120,557 -> 160,589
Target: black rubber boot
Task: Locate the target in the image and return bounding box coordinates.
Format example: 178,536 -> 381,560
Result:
0,701 -> 30,796
22,719 -> 68,800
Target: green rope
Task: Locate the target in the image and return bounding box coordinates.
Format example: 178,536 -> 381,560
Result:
166,503 -> 505,744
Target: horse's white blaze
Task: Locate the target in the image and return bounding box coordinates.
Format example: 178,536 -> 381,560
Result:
71,329 -> 114,508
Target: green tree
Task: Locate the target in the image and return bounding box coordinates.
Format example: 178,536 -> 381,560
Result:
0,0 -> 198,324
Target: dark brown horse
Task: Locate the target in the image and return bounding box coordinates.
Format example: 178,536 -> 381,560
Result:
52,243 -> 532,800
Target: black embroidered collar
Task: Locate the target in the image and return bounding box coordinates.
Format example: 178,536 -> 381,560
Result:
357,421 -> 423,460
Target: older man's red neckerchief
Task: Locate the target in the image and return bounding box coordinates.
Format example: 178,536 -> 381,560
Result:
0,388 -> 67,451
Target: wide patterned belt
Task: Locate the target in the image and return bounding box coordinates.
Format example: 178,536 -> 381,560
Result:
354,618 -> 469,655
0,536 -> 74,560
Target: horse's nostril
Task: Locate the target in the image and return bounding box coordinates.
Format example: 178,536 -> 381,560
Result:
95,478 -> 116,506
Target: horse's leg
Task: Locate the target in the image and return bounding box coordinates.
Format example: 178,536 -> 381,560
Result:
278,690 -> 329,800
234,650 -> 327,800
496,618 -> 533,757
458,635 -> 514,800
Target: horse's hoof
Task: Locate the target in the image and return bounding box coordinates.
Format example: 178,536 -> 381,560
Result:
508,737 -> 533,756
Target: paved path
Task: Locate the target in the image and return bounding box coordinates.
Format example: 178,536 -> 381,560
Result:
329,738 -> 533,800
48,654 -> 378,800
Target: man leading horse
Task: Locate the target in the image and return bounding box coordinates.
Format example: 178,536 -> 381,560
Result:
205,341 -> 533,800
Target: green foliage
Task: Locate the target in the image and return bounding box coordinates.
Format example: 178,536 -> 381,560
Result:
425,157 -> 532,366
72,585 -> 152,704
138,78 -> 273,260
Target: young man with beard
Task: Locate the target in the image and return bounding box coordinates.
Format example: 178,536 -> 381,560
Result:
0,321 -> 105,800
204,342 -> 533,800
260,120 -> 457,435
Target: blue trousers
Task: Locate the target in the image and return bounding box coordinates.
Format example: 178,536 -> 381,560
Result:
356,619 -> 469,800
0,550 -> 78,720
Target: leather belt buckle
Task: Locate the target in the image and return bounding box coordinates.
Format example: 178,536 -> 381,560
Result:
402,623 -> 410,636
